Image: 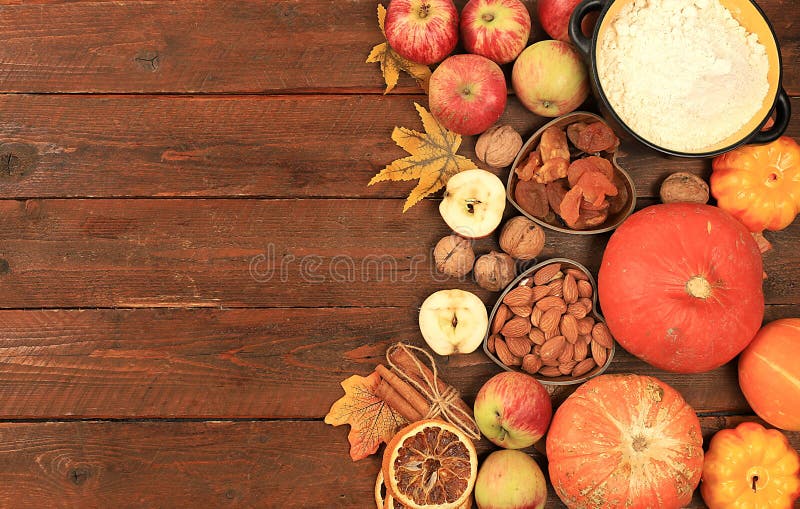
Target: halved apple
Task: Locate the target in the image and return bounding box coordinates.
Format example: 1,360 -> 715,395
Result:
419,289 -> 489,355
440,169 -> 507,238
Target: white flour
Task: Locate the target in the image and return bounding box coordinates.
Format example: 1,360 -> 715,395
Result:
597,0 -> 769,152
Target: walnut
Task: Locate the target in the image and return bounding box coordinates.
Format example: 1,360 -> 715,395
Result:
433,234 -> 475,277
659,172 -> 709,204
499,216 -> 546,261
475,125 -> 523,168
474,251 -> 516,291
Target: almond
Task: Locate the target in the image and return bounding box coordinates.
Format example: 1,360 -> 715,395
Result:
571,358 -> 596,377
540,335 -> 566,362
591,340 -> 608,367
566,268 -> 589,282
539,307 -> 562,335
531,285 -> 551,302
578,297 -> 593,313
547,279 -> 563,297
567,302 -> 588,319
536,295 -> 567,314
577,316 -> 595,335
558,342 -> 575,364
497,338 -> 523,366
503,286 -> 534,307
506,335 -> 532,358
522,353 -> 542,374
533,344 -> 542,356
538,366 -> 562,377
510,305 -> 532,318
560,314 -> 579,344
491,304 -> 511,334
487,334 -> 499,354
528,328 -> 546,345
502,316 -> 532,337
544,327 -> 559,340
591,322 -> 614,349
573,338 -> 589,361
563,274 -> 579,304
559,361 -> 578,375
534,263 -> 562,286
530,306 -> 543,327
577,279 -> 594,299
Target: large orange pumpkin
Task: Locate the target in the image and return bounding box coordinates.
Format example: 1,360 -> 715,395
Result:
547,374 -> 704,509
738,318 -> 800,431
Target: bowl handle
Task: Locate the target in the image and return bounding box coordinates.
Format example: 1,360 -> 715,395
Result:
569,0 -> 607,58
750,88 -> 791,144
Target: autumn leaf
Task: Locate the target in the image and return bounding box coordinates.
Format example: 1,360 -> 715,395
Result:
366,4 -> 431,94
324,372 -> 408,461
369,102 -> 478,212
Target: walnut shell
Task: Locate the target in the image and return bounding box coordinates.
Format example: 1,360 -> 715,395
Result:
659,172 -> 709,204
433,234 -> 475,277
499,216 -> 546,261
475,125 -> 523,168
474,251 -> 517,292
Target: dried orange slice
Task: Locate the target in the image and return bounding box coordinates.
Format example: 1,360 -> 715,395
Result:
382,419 -> 477,509
376,469 -> 474,509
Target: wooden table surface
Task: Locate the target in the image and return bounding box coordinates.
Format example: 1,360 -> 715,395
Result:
0,1 -> 798,507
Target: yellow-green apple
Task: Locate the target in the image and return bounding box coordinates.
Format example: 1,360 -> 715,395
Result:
385,0 -> 459,65
460,0 -> 531,64
439,169 -> 507,238
474,371 -> 552,449
429,54 -> 507,135
419,289 -> 488,355
511,40 -> 589,117
537,0 -> 597,42
475,450 -> 548,509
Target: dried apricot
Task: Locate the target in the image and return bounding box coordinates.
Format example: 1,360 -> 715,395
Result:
573,207 -> 608,229
539,126 -> 570,162
570,121 -> 619,153
534,157 -> 569,184
514,179 -> 550,218
560,185 -> 584,227
515,150 -> 541,181
580,198 -> 609,211
575,170 -> 618,206
546,179 -> 569,215
567,156 -> 614,187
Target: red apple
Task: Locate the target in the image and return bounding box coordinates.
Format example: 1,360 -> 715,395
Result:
385,0 -> 459,65
475,450 -> 547,509
511,40 -> 589,117
473,371 -> 552,449
460,0 -> 531,64
537,0 -> 598,42
429,54 -> 507,135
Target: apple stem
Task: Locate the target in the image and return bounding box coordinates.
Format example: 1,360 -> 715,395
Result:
752,475 -> 758,492
482,13 -> 494,22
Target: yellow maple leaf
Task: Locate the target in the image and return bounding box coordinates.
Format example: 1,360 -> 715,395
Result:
324,372 -> 408,461
369,102 -> 478,212
366,4 -> 431,94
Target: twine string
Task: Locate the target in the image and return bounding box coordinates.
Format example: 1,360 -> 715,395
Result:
386,343 -> 480,440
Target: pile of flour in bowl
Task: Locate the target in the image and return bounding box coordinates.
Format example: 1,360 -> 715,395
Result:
597,0 -> 769,153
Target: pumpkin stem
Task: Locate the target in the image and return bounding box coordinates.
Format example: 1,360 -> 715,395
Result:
686,275 -> 712,299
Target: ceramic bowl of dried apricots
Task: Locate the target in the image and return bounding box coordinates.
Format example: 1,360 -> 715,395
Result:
483,258 -> 616,386
507,111 -> 636,234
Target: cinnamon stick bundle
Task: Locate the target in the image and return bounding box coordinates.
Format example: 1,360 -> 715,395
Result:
375,378 -> 422,422
376,364 -> 430,417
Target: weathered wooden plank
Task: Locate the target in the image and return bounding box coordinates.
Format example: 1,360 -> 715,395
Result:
0,419 -> 795,508
0,198 -> 798,308
1,307 -> 797,419
0,0 -> 794,95
0,94 -> 798,200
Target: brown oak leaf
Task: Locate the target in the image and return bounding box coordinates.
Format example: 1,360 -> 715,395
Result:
324,372 -> 408,461
366,4 -> 431,94
369,102 -> 478,212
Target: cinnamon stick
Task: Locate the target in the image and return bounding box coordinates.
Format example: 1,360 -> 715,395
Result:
375,378 -> 422,422
376,364 -> 431,417
389,346 -> 474,420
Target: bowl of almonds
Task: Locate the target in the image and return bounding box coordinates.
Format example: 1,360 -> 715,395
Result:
483,258 -> 615,385
508,111 -> 636,234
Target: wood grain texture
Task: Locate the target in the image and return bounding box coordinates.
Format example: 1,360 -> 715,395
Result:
0,94 -> 797,199
0,0 -> 794,95
0,198 -> 798,308
0,307 -> 781,418
0,419 -> 795,509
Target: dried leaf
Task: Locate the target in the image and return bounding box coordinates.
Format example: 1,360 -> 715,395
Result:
324,372 -> 408,461
367,5 -> 431,94
369,102 -> 478,212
